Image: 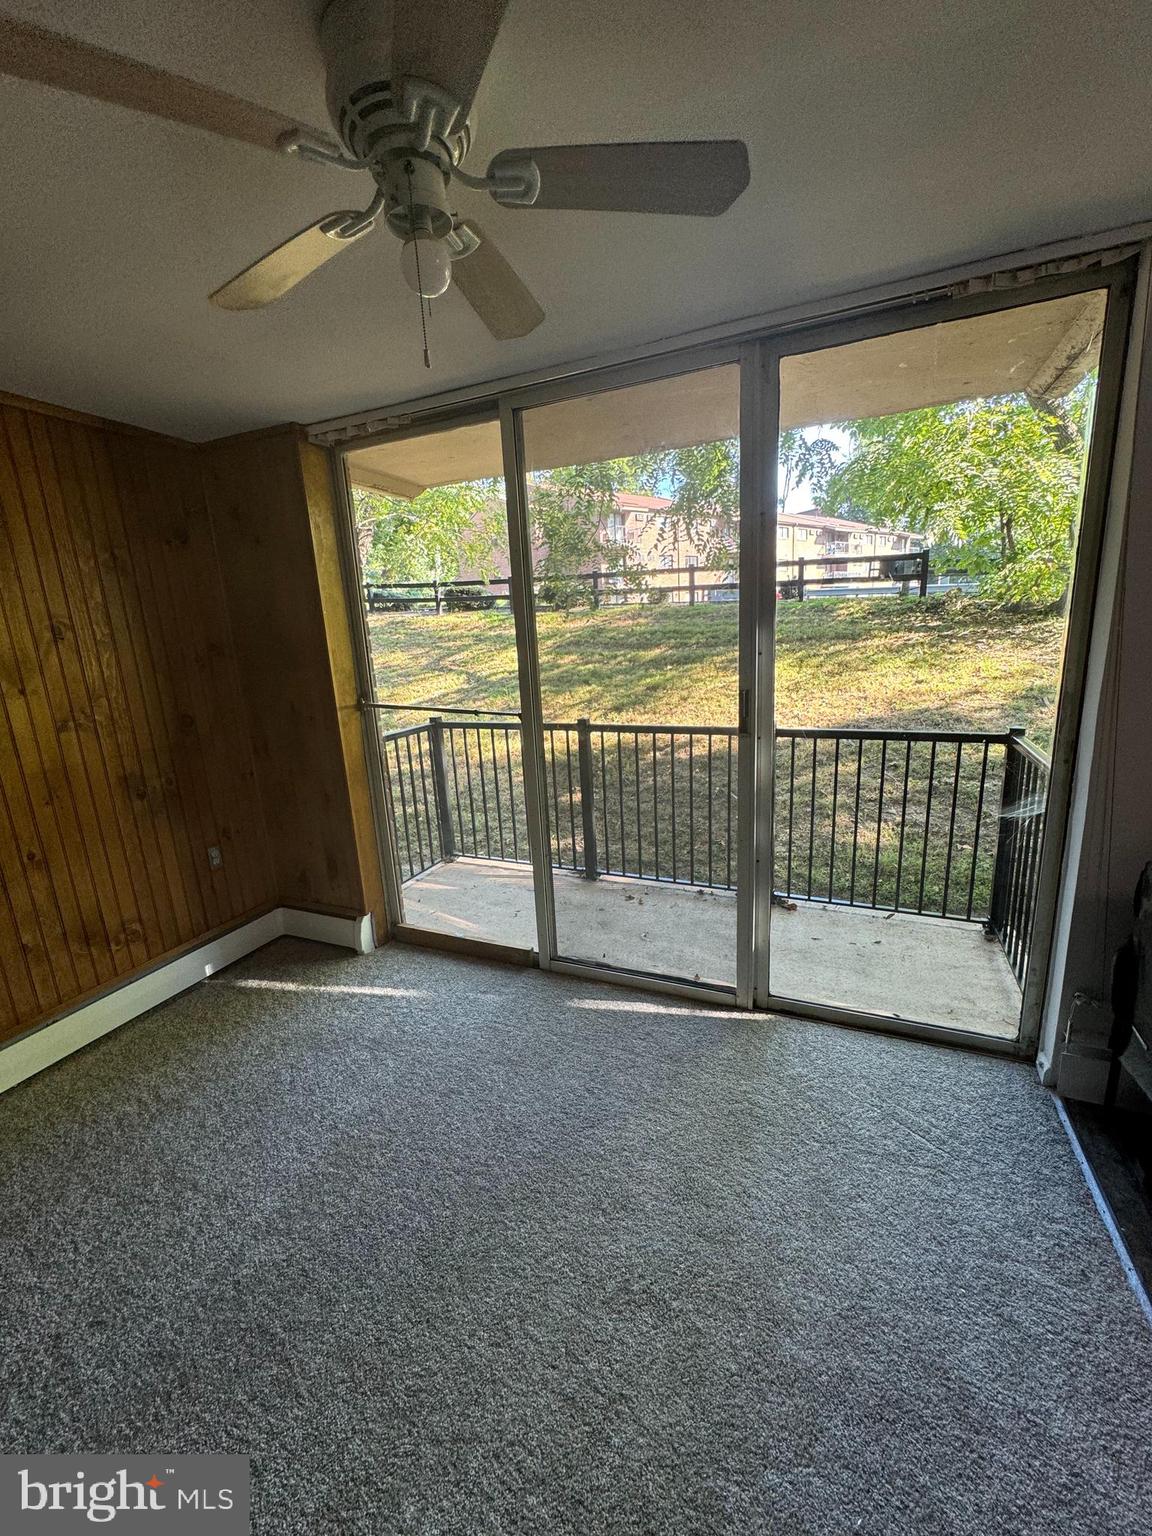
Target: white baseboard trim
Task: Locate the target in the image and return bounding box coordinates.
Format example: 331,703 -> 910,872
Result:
0,906 -> 375,1096
282,907 -> 375,954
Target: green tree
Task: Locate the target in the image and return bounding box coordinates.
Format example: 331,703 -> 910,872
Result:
817,384 -> 1094,606
527,459 -> 649,606
636,429 -> 837,566
778,428 -> 841,507
353,425 -> 834,598
354,481 -> 504,582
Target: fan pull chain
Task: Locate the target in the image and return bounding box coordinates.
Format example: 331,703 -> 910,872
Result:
404,160 -> 432,369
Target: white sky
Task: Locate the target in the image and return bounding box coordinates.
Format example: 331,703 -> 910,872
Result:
779,425 -> 853,514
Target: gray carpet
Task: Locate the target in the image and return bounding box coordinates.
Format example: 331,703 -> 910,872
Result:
2,937 -> 1151,1534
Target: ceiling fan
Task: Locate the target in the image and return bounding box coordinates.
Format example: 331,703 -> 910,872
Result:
0,0 -> 750,343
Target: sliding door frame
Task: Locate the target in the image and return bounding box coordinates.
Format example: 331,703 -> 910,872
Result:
332,251 -> 1138,1054
751,258 -> 1137,1055
499,341 -> 756,1007
329,403 -> 541,957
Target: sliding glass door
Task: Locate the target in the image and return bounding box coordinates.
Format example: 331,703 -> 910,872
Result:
343,413 -> 539,954
761,270 -> 1131,1047
344,259 -> 1132,1048
509,358 -> 748,993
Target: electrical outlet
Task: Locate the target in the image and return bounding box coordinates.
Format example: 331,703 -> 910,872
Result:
207,845 -> 223,870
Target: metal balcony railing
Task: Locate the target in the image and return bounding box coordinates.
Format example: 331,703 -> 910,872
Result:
378,714 -> 1048,987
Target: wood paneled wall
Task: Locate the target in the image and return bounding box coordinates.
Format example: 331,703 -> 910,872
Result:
0,400 -> 275,1043
200,428 -> 386,938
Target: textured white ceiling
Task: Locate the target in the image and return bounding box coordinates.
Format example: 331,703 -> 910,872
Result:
0,0 -> 1149,440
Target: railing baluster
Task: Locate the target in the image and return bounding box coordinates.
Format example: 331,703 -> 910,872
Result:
414,730 -> 436,864
988,729 -> 1024,952
1014,758 -> 1045,980
652,735 -> 660,880
1017,764 -> 1039,975
544,727 -> 560,865
940,741 -> 964,917
965,740 -> 991,921
726,734 -> 734,890
634,733 -> 643,878
404,735 -> 426,872
1010,761 -> 1034,975
872,738 -> 887,907
576,718 -> 599,879
787,735 -> 796,898
599,731 -> 611,874
707,734 -> 715,890
447,727 -> 464,854
894,740 -> 913,911
506,727 -> 521,863
392,738 -> 414,878
849,738 -> 864,906
807,737 -> 817,900
688,735 -> 696,886
916,741 -> 938,914
462,726 -> 478,857
670,731 -> 678,883
617,733 -> 627,876
1022,762 -> 1047,975
828,736 -> 841,902
1004,758 -> 1028,975
489,725 -> 506,860
428,717 -> 457,863
565,730 -> 578,868
475,726 -> 492,859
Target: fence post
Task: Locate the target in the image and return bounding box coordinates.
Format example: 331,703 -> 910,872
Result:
688,566 -> 697,605
428,716 -> 457,862
918,548 -> 930,598
987,727 -> 1024,937
797,556 -> 806,601
576,717 -> 599,879
590,571 -> 601,609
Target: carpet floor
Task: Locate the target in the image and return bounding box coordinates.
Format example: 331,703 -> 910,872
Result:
2,937 -> 1151,1534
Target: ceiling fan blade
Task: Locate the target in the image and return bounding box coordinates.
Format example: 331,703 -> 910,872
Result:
451,221 -> 544,341
0,14 -> 321,150
392,0 -> 509,119
210,215 -> 370,310
495,141 -> 750,215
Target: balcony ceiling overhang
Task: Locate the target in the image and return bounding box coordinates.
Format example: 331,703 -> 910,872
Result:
347,290 -> 1104,496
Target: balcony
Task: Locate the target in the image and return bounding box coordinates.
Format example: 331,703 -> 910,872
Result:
381,717 -> 1048,1041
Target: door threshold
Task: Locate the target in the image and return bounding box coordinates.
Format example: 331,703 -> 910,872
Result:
390,923 -> 534,966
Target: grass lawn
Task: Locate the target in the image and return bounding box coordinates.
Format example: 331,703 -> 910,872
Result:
375,593 -> 1063,922
369,594 -> 1065,747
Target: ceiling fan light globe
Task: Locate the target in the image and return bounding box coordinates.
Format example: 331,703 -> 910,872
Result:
400,234 -> 453,298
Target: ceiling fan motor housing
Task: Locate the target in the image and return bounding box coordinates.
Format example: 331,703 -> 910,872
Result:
321,0 -> 471,240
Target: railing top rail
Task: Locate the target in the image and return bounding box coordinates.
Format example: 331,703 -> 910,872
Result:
441,718 -> 524,731
370,701 -> 522,718
1008,734 -> 1052,772
570,721 -> 740,737
364,575 -> 509,591
380,713 -> 1031,748
777,726 -> 1014,745
378,722 -> 431,741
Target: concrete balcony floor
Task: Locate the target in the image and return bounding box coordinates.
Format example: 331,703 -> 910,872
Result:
400,858 -> 1022,1040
